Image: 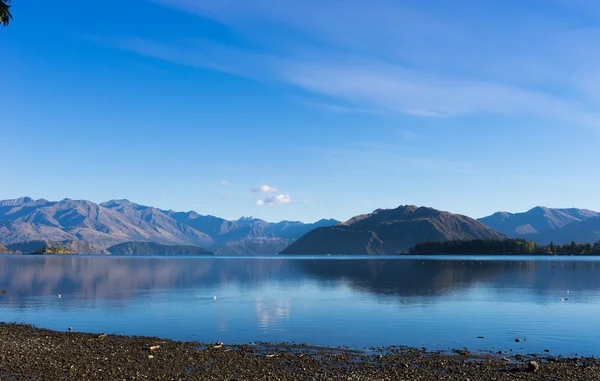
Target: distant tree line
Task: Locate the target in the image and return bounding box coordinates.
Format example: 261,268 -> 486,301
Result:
408,239 -> 600,255
31,246 -> 73,255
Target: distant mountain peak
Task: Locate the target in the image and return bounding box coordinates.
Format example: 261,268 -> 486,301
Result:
479,207 -> 600,238
316,218 -> 340,224
101,199 -> 134,206
113,199 -> 133,203
529,206 -> 550,213
397,204 -> 419,210
0,197 -> 34,206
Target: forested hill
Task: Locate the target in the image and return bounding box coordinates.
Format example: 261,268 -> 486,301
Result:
409,239 -> 600,255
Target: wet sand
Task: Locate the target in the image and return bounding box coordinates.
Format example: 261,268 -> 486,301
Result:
1,323 -> 599,380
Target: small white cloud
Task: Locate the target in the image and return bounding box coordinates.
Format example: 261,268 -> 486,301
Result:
256,194 -> 292,206
252,184 -> 278,193
220,180 -> 230,186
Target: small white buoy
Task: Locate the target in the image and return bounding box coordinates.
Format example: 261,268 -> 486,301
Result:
58,294 -> 62,298
560,298 -> 564,302
213,296 -> 217,300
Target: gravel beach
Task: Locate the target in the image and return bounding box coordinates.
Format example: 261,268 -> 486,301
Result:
1,323 -> 599,380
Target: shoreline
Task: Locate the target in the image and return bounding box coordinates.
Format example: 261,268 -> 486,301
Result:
1,323 -> 599,380
4,253 -> 600,257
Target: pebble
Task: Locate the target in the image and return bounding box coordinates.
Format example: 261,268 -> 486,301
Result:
528,360 -> 540,373
0,323 -> 597,380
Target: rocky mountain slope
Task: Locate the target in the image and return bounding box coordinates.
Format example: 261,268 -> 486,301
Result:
478,207 -> 599,237
0,197 -> 339,254
0,197 -> 213,249
530,217 -> 600,245
0,244 -> 16,254
478,207 -> 600,244
281,205 -> 505,255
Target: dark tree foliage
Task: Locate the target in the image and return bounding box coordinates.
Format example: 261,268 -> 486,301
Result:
1,0 -> 13,27
409,239 -> 600,255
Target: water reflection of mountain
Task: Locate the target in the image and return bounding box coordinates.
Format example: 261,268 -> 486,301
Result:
1,257 -> 600,307
0,257 -> 302,306
296,259 -> 600,299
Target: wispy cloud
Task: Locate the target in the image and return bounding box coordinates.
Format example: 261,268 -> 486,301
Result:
219,180 -> 230,186
291,97 -> 389,116
398,130 -> 418,139
306,142 -> 482,177
117,0 -> 600,126
252,184 -> 278,193
256,194 -> 292,206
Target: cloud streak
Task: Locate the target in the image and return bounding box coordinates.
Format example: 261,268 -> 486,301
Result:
117,0 -> 600,126
252,184 -> 278,193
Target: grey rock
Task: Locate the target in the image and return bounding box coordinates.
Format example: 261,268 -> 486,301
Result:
528,360 -> 540,373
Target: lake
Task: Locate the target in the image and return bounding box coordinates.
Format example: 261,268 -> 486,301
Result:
1,255 -> 599,356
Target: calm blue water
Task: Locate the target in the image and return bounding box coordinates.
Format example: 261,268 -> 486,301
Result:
1,255 -> 600,356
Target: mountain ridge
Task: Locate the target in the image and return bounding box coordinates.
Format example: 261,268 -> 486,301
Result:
0,197 -> 339,254
4,197 -> 600,255
478,207 -> 600,243
281,205 -> 505,255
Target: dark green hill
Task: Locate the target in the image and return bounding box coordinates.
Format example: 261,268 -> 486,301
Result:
281,205 -> 505,255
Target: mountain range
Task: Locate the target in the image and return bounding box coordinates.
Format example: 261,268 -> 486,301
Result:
477,207 -> 600,245
0,197 -> 339,254
1,197 -> 599,255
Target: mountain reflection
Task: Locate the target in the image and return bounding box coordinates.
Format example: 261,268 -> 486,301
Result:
1,256 -> 600,307
298,259 -> 600,299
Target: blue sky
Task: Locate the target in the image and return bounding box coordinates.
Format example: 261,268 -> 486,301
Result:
2,0 -> 600,222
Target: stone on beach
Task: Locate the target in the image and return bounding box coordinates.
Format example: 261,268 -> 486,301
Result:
0,323 -> 599,380
528,360 -> 540,373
